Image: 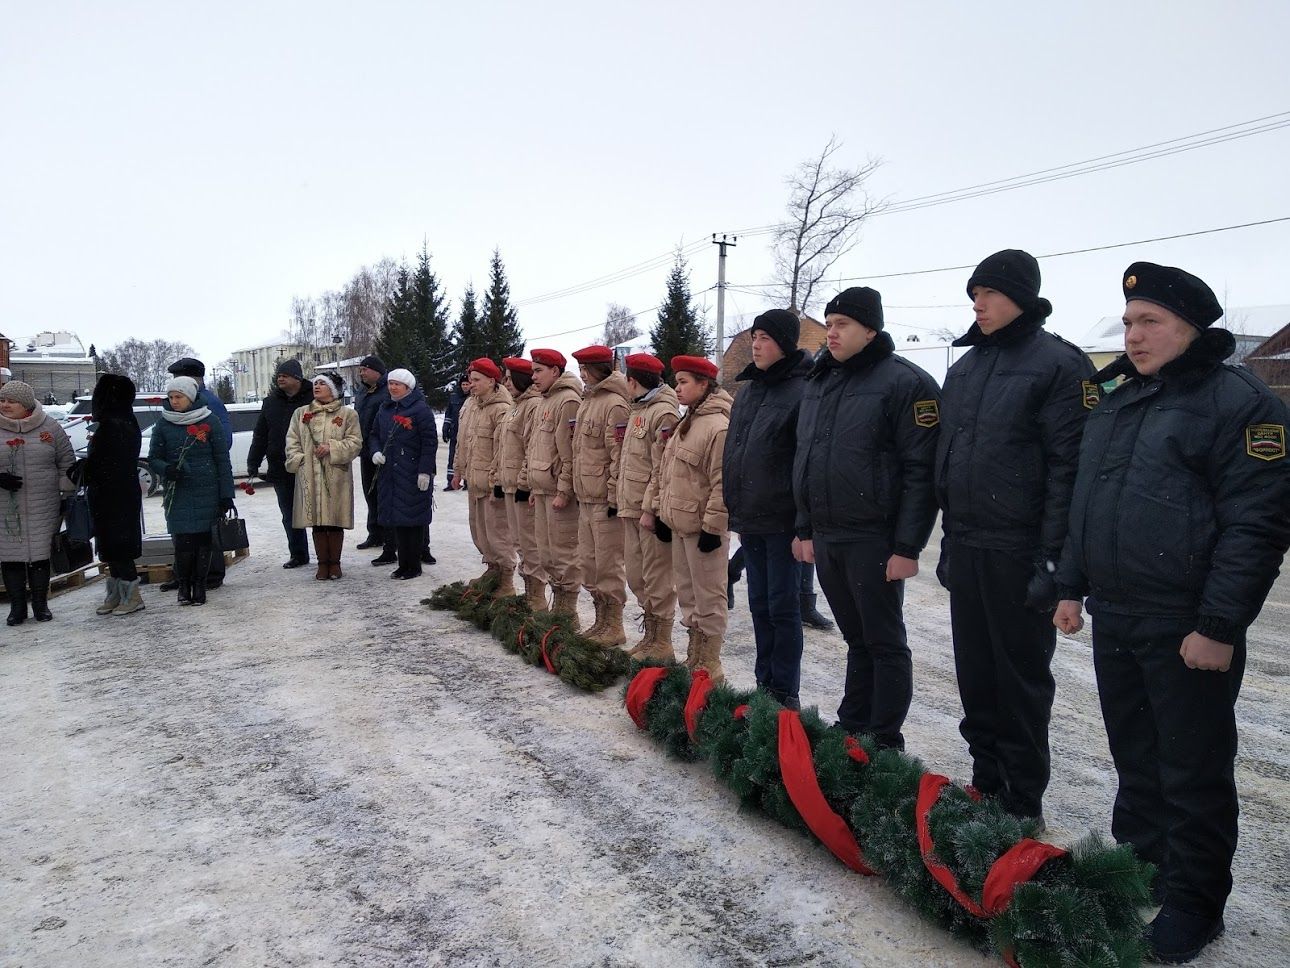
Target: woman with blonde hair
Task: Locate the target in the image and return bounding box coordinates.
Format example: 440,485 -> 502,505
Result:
285,372 -> 364,579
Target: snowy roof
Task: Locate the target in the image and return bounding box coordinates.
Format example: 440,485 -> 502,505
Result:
10,331 -> 89,359
1081,304 -> 1289,353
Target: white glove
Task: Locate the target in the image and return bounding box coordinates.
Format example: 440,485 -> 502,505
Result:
372,451 -> 386,466
417,473 -> 430,491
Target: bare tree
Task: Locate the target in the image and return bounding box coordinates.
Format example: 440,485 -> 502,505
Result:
337,258 -> 399,357
772,136 -> 885,316
99,338 -> 197,392
601,303 -> 642,347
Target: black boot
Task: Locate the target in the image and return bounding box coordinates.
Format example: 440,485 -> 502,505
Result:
1146,906 -> 1225,964
800,593 -> 835,631
28,560 -> 53,622
191,546 -> 213,606
3,562 -> 27,626
174,551 -> 194,605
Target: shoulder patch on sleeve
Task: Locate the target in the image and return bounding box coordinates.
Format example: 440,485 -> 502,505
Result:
1081,380 -> 1101,410
1246,423 -> 1286,461
913,399 -> 940,428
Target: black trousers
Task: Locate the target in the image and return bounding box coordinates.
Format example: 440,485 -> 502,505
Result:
814,537 -> 910,750
107,559 -> 139,581
359,456 -> 383,543
1090,604 -> 1244,919
946,541 -> 1055,818
394,526 -> 423,574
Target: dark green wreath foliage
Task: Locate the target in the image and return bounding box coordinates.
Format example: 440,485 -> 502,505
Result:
626,661 -> 1153,967
423,579 -> 630,691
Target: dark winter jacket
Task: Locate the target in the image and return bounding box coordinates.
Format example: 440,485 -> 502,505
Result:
373,387 -> 438,527
85,373 -> 142,562
793,332 -> 941,555
936,304 -> 1096,558
355,375 -> 390,459
443,385 -> 467,442
723,350 -> 811,535
1057,328 -> 1290,644
198,386 -> 231,442
149,410 -> 235,535
247,382 -> 313,482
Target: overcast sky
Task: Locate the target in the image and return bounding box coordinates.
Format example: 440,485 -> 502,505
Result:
3,0 -> 1288,369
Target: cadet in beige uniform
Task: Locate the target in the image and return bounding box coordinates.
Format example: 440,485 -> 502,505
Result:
451,358 -> 516,595
496,356 -> 548,611
615,353 -> 680,660
526,348 -> 584,620
644,355 -> 732,681
569,344 -> 631,646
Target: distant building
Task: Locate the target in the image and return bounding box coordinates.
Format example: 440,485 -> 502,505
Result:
229,338 -> 306,401
1243,315 -> 1290,404
5,331 -> 97,403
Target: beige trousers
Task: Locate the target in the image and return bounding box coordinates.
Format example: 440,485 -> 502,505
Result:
672,531 -> 729,639
533,494 -> 581,592
468,492 -> 516,570
505,491 -> 545,581
621,515 -> 676,619
577,502 -> 626,605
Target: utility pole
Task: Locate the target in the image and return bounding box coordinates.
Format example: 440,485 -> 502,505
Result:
712,233 -> 736,378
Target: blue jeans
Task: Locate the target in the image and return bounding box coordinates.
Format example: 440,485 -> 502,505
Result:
741,532 -> 804,704
273,477 -> 309,562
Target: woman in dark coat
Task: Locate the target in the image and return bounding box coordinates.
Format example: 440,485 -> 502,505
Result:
371,368 -> 437,579
84,373 -> 145,615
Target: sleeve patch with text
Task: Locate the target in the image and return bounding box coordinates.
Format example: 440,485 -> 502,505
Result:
913,399 -> 940,428
1246,423 -> 1286,461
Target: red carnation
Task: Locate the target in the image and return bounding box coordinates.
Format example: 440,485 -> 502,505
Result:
302,412 -> 314,423
333,416 -> 343,427
187,423 -> 211,443
7,438 -> 25,447
394,415 -> 413,430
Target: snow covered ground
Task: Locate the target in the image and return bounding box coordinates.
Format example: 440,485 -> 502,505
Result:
2,477 -> 1286,967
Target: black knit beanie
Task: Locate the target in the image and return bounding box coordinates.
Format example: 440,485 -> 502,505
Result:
359,355 -> 387,375
750,309 -> 801,358
966,249 -> 1041,310
824,287 -> 884,331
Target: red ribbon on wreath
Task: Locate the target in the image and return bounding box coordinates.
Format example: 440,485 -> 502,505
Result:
625,666 -> 669,729
683,669 -> 715,739
778,710 -> 876,876
539,626 -> 559,674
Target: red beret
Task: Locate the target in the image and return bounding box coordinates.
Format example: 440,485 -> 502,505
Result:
502,356 -> 532,376
670,355 -> 718,380
468,358 -> 501,382
572,344 -> 614,364
624,353 -> 664,375
530,348 -> 566,369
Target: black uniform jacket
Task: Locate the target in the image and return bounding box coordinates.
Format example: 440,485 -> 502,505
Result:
936,303 -> 1096,558
248,382 -> 313,482
793,332 -> 941,556
723,350 -> 811,535
1057,328 -> 1290,644
356,375 -> 391,458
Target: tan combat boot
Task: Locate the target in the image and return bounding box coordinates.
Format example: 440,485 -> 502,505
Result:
695,631 -> 725,684
583,592 -> 607,639
552,587 -> 580,626
683,626 -> 701,669
627,612 -> 655,656
474,562 -> 501,586
590,600 -> 627,648
524,575 -> 549,612
491,568 -> 516,599
633,613 -> 676,664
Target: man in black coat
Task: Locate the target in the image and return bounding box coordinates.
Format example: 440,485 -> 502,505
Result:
793,287 -> 941,750
441,375 -> 468,492
248,359 -> 313,568
353,355 -> 391,551
723,309 -> 813,708
935,249 -> 1095,826
1055,262 -> 1289,964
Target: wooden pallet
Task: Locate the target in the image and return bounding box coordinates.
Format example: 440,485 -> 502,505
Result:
138,546 -> 250,586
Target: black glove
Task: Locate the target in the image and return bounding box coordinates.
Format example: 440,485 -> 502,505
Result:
697,530 -> 721,553
493,484 -> 504,499
247,464 -> 258,479
515,489 -> 531,503
935,539 -> 950,590
163,464 -> 182,482
67,459 -> 87,487
654,519 -> 672,543
220,497 -> 236,513
1024,559 -> 1059,612
442,425 -> 452,443
0,472 -> 22,492
607,506 -> 617,518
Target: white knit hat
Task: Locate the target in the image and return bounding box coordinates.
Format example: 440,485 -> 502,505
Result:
165,376 -> 199,402
386,368 -> 416,390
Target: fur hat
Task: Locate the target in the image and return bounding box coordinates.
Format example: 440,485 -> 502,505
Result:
386,368 -> 417,390
0,380 -> 37,411
165,376 -> 200,403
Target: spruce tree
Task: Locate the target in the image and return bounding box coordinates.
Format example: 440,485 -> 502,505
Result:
650,251 -> 710,383
452,283 -> 485,375
479,249 -> 524,361
374,261 -> 418,376
407,242 -> 455,407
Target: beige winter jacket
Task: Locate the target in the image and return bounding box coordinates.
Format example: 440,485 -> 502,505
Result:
284,400 -> 364,529
495,384 -> 542,493
614,383 -> 679,519
456,384 -> 513,496
526,371 -> 583,498
572,370 -> 630,506
653,388 -> 733,537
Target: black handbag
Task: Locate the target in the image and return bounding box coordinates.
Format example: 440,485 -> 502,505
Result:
64,487 -> 94,543
211,508 -> 249,552
50,529 -> 94,574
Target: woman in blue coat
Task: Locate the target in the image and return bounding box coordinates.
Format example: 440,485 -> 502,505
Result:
371,368 -> 437,579
148,376 -> 235,605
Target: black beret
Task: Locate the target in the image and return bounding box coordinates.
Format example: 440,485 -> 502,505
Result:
824,286 -> 884,331
1122,262 -> 1223,330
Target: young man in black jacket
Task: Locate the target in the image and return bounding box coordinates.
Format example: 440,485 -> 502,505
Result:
248,359 -> 314,568
793,287 -> 940,750
354,355 -> 390,551
935,249 -> 1095,827
724,309 -> 812,708
1055,262 -> 1289,964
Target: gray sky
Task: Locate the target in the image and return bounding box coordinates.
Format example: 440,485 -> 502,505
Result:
3,0 -> 1288,367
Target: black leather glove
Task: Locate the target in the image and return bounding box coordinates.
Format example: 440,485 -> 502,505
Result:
654,519 -> 672,543
493,485 -> 504,500
935,539 -> 950,590
607,506 -> 617,518
163,464 -> 182,482
514,489 -> 531,503
442,425 -> 452,443
697,530 -> 721,553
1024,558 -> 1059,612
220,497 -> 236,513
0,472 -> 22,492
